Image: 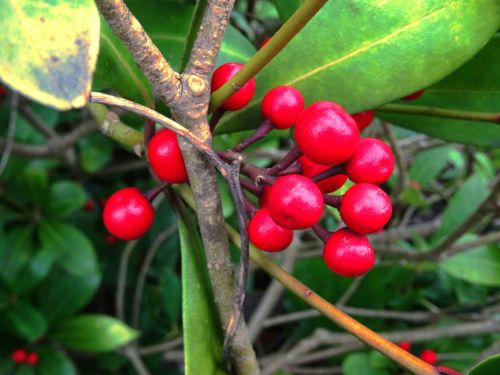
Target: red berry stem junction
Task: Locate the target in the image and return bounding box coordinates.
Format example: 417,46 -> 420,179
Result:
232,119 -> 274,153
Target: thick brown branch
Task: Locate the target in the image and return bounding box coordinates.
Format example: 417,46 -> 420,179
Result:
95,0 -> 181,104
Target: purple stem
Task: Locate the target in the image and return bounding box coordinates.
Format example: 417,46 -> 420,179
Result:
311,164 -> 345,183
267,146 -> 303,175
240,178 -> 261,196
144,119 -> 156,145
232,119 -> 274,153
312,223 -> 330,243
209,107 -> 225,132
323,194 -> 342,208
277,163 -> 302,176
242,193 -> 257,217
144,181 -> 169,201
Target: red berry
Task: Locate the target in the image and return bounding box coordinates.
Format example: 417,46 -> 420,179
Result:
340,183 -> 392,234
260,37 -> 271,49
403,89 -> 425,101
351,110 -> 374,131
261,86 -> 304,129
259,185 -> 272,208
323,228 -> 374,277
11,349 -> 27,363
84,199 -> 95,211
0,86 -> 7,97
267,174 -> 323,229
103,187 -> 155,240
148,129 -> 188,184
398,341 -> 412,351
211,63 -> 256,111
346,138 -> 394,185
299,156 -> 347,193
419,349 -> 438,365
26,353 -> 39,366
248,208 -> 294,252
294,101 -> 360,165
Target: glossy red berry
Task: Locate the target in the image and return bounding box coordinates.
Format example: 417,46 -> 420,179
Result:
11,349 -> 27,363
211,63 -> 256,111
299,156 -> 347,193
419,349 -> 438,365
261,86 -> 304,129
0,86 -> 7,97
148,129 -> 188,184
398,341 -> 412,351
340,183 -> 392,234
103,187 -> 155,240
26,353 -> 39,366
248,208 -> 294,252
346,138 -> 394,185
294,101 -> 360,165
403,89 -> 425,101
260,37 -> 271,49
323,228 -> 374,277
259,185 -> 272,208
351,110 -> 374,131
267,174 -> 323,229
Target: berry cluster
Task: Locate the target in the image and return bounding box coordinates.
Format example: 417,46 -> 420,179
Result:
11,349 -> 38,366
100,61 -> 396,280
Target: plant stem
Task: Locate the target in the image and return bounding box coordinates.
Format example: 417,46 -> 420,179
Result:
323,194 -> 341,208
143,182 -> 169,201
377,104 -> 500,124
240,178 -> 261,195
209,107 -> 226,132
232,119 -> 274,153
179,0 -> 208,72
267,146 -> 303,175
312,223 -> 329,243
311,164 -> 345,183
209,0 -> 328,112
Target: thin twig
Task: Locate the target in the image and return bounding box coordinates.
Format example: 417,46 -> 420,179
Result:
139,337 -> 183,356
132,224 -> 178,328
116,240 -> 140,321
381,122 -> 408,198
0,93 -> 19,175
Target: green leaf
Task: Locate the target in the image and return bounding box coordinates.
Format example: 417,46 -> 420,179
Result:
49,315 -> 138,353
39,222 -> 99,276
0,301 -> 47,341
272,0 -> 303,22
379,35 -> 500,147
36,346 -> 77,375
470,353 -> 500,375
44,181 -> 86,218
409,146 -> 454,187
216,0 -> 500,134
93,18 -> 154,107
0,0 -> 100,110
177,205 -> 228,375
342,353 -> 389,375
37,267 -> 101,323
78,132 -> 113,172
441,240 -> 500,287
18,165 -> 48,207
432,174 -> 490,244
160,267 -> 181,324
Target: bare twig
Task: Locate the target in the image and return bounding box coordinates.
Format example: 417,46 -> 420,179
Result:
95,0 -> 179,105
0,93 -> 19,175
116,240 -> 140,322
381,122 -> 408,198
139,337 -> 183,356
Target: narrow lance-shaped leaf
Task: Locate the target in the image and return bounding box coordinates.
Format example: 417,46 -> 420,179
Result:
0,0 -> 100,110
177,203 -> 229,375
378,35 -> 500,147
216,0 -> 500,134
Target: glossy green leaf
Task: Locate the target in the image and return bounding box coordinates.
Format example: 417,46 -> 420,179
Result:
441,241 -> 500,287
177,206 -> 228,375
160,267 -> 181,324
36,346 -> 77,375
78,129 -> 114,172
39,222 -> 99,276
409,146 -> 454,187
216,0 -> 500,134
18,165 -> 48,207
272,0 -> 303,22
379,35 -> 500,147
44,181 -> 86,218
93,18 -> 154,107
469,353 -> 500,375
50,314 -> 138,353
0,301 -> 47,341
342,353 -> 389,375
0,0 -> 100,110
37,267 -> 101,323
431,174 -> 490,244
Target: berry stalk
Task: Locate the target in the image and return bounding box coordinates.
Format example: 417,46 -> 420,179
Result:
267,146 -> 303,175
311,164 -> 345,183
232,119 -> 274,152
